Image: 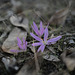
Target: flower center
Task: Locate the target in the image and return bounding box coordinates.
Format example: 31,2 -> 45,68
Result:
40,38 -> 47,45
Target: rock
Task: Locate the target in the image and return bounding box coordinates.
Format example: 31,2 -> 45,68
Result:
2,27 -> 27,54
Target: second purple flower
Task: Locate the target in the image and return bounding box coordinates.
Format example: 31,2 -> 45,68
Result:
10,37 -> 27,53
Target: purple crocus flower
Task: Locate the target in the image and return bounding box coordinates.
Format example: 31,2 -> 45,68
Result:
10,37 -> 27,53
30,27 -> 62,52
31,21 -> 44,37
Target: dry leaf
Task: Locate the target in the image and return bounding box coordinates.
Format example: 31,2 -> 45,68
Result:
46,46 -> 56,54
49,1 -> 72,26
16,59 -> 42,75
49,6 -> 69,26
43,51 -> 60,62
2,27 -> 27,54
10,15 -> 30,32
61,48 -> 75,71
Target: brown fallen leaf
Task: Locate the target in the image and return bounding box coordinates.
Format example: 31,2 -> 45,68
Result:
10,15 -> 30,33
2,27 -> 27,54
49,1 -> 72,26
42,51 -> 60,62
49,7 -> 69,26
16,59 -> 42,75
61,48 -> 75,71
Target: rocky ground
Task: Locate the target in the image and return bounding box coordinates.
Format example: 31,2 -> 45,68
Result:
0,0 -> 75,75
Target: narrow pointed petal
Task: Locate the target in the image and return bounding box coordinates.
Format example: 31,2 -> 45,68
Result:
24,41 -> 27,50
10,49 -> 18,53
51,42 -> 56,44
47,36 -> 62,44
23,44 -> 26,50
41,45 -> 45,52
23,37 -> 25,44
30,33 -> 41,41
10,49 -> 21,53
40,21 -> 44,36
31,24 -> 40,36
33,22 -> 38,31
10,49 -> 26,53
26,41 -> 27,46
37,45 -> 42,52
23,37 -> 25,49
17,37 -> 23,49
32,42 -> 41,46
37,44 -> 45,52
33,22 -> 40,35
17,43 -> 23,49
23,37 -> 27,50
44,27 -> 48,41
17,37 -> 22,44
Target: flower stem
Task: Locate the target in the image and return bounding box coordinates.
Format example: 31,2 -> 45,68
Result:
33,46 -> 40,75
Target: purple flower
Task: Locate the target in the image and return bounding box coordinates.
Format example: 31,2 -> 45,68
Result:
31,21 -> 44,37
10,37 -> 27,53
30,27 -> 62,52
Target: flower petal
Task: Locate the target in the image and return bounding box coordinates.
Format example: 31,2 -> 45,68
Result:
33,22 -> 40,35
26,41 -> 27,46
41,45 -> 45,52
44,27 -> 48,41
40,21 -> 44,36
47,36 -> 62,44
17,43 -> 23,49
23,37 -> 27,50
10,49 -> 19,53
17,37 -> 22,44
33,22 -> 38,31
32,42 -> 41,46
10,49 -> 18,53
17,37 -> 23,49
31,24 -> 40,36
23,37 -> 25,49
37,44 -> 45,52
30,33 -> 41,41
10,49 -> 26,53
37,45 -> 42,52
